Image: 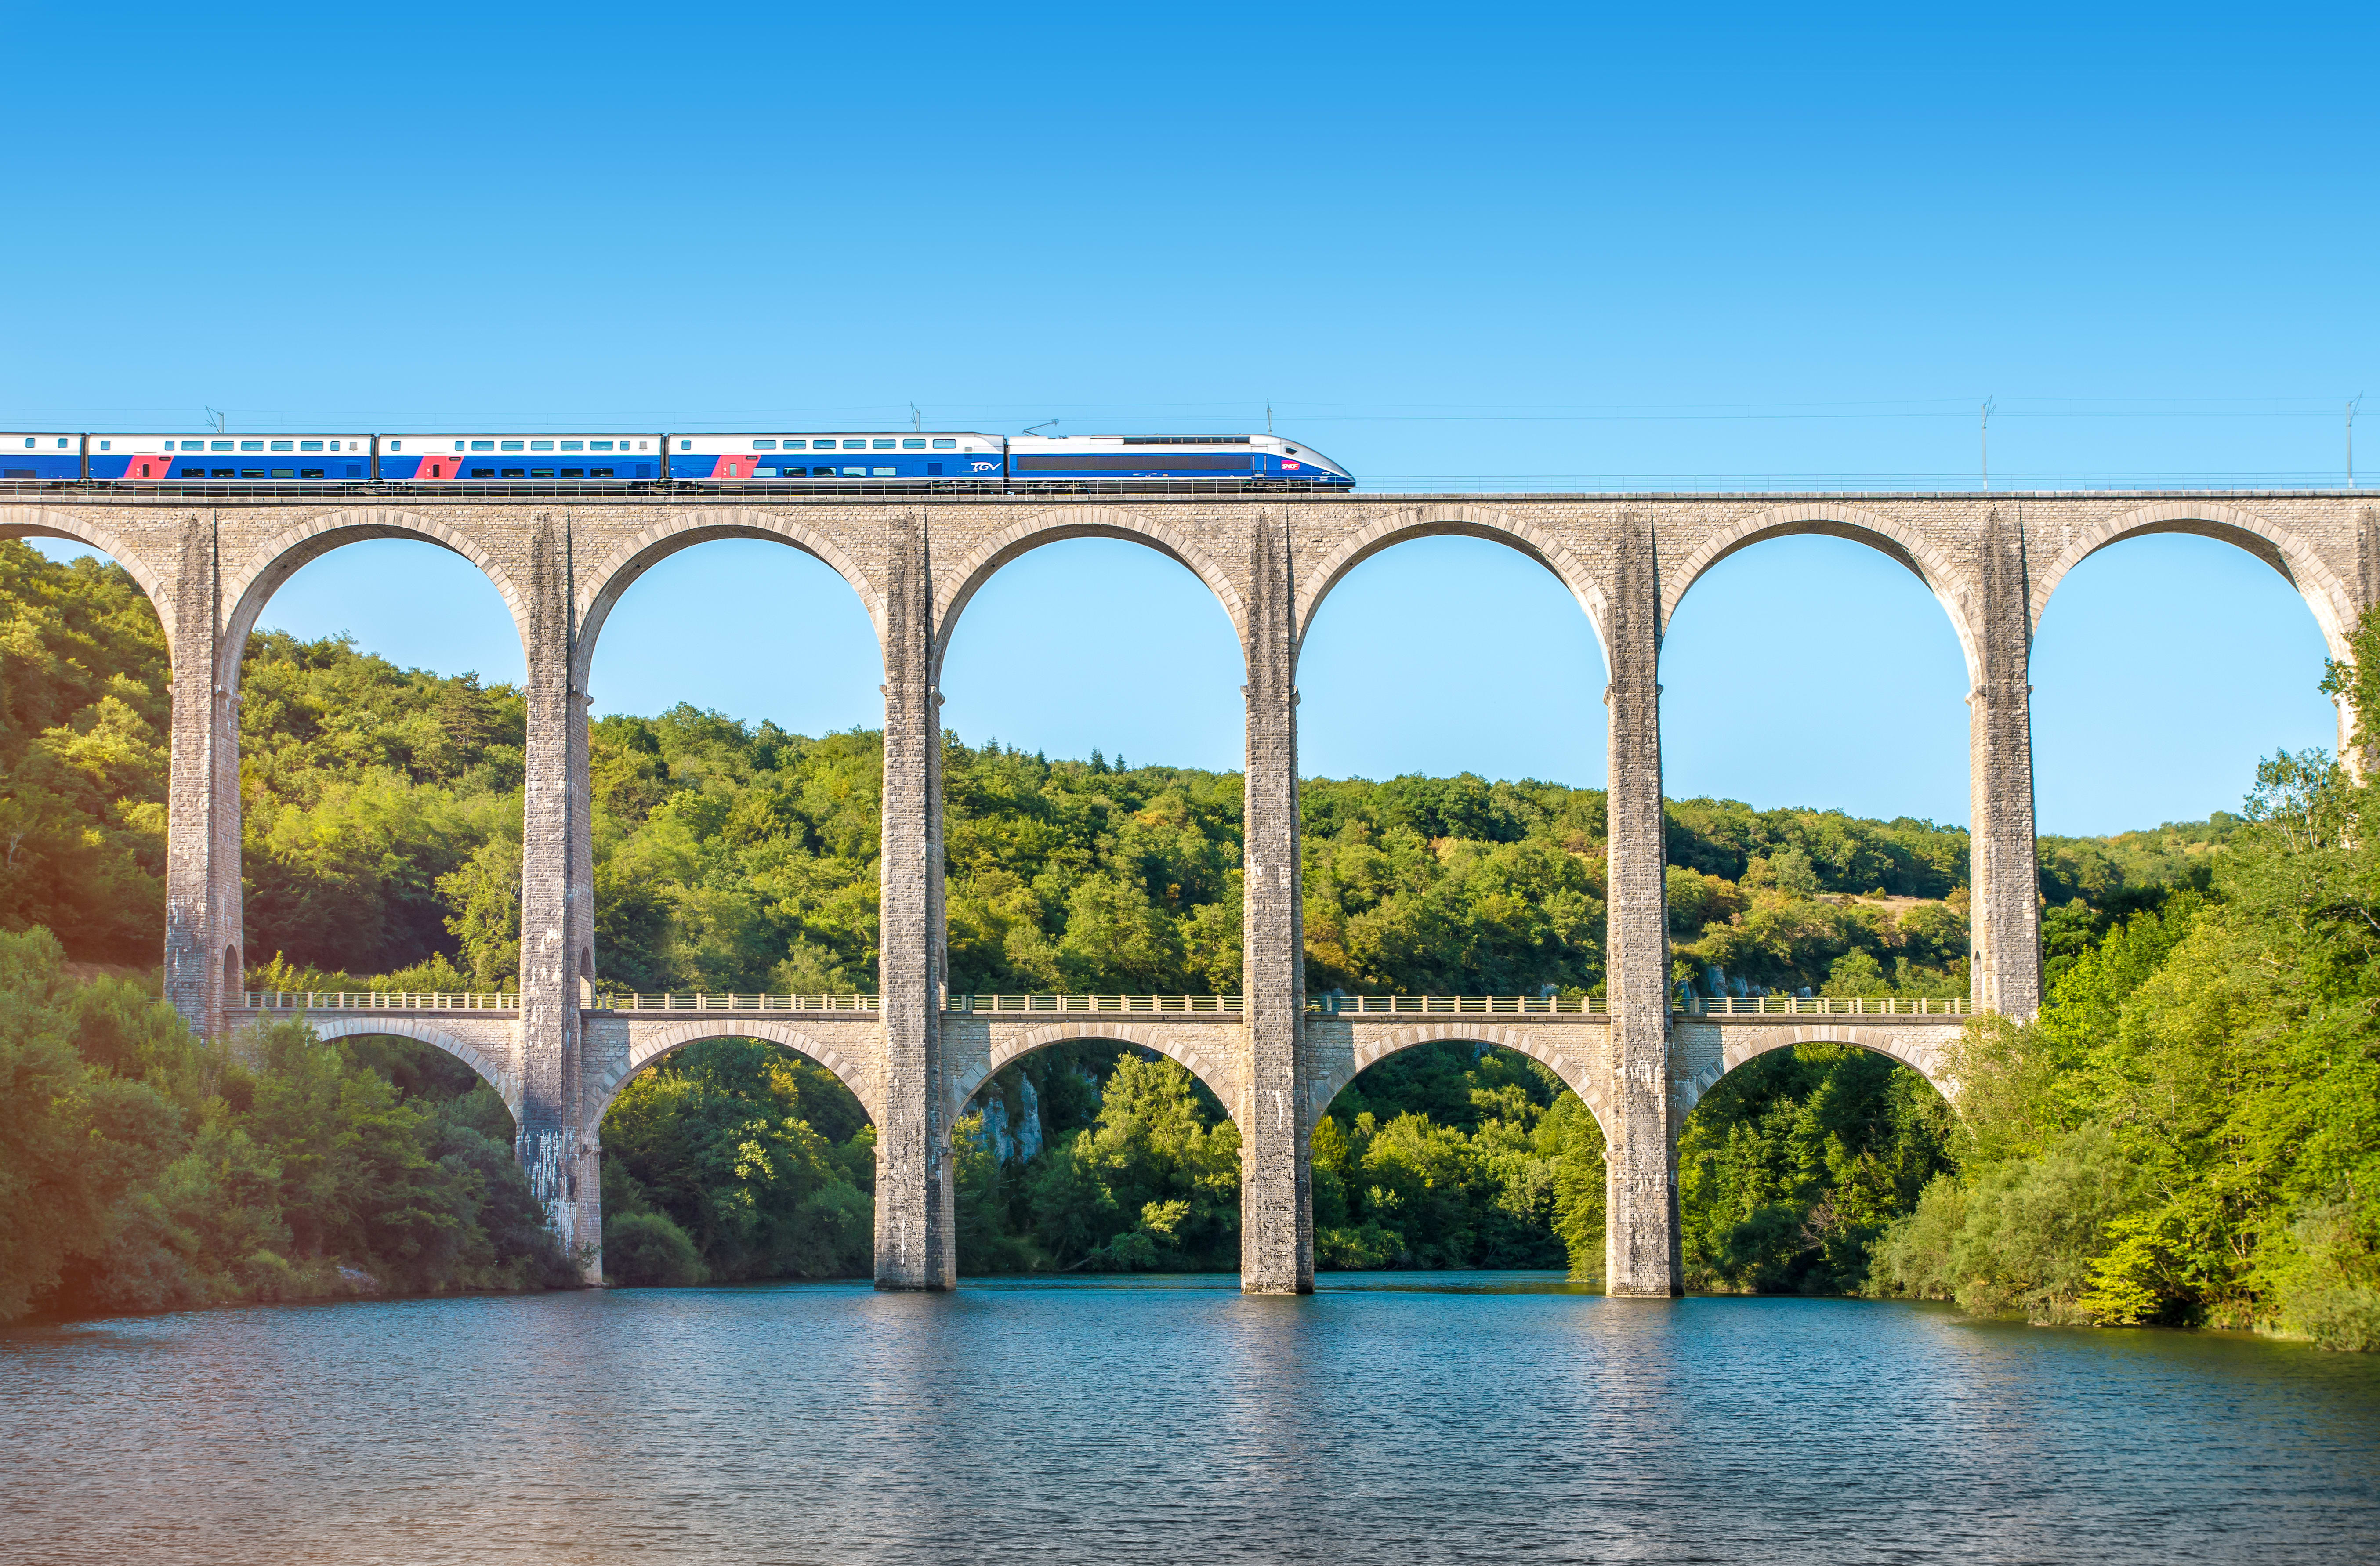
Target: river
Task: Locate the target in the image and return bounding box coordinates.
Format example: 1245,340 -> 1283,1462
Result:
4,1273 -> 2376,1564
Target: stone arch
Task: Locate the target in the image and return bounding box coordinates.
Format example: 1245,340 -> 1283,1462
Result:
572,509 -> 887,691
2029,500 -> 2356,662
304,1016 -> 522,1122
0,505 -> 177,646
1674,1024 -> 1958,1121
1660,503 -> 1982,685
953,1020 -> 1243,1129
220,508 -> 533,685
1312,1021 -> 1611,1141
1291,502 -> 1610,667
590,1021 -> 883,1130
930,505 -> 1249,680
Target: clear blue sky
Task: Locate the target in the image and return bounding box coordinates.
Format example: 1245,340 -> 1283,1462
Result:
8,3 -> 2370,835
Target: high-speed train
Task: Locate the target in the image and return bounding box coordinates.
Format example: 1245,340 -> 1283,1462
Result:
0,430 -> 1354,489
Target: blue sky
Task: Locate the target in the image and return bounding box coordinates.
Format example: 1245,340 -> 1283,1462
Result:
7,3 -> 2371,835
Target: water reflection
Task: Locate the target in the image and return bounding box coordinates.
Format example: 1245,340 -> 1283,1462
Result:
3,1275 -> 2376,1564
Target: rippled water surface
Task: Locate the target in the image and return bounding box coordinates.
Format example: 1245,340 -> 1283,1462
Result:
5,1274 -> 2378,1564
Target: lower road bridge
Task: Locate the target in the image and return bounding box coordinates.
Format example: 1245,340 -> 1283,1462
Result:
237,989 -> 1974,1284
37,485 -> 2359,1294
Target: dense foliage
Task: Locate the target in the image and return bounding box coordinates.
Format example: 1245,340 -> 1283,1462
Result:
1678,1046 -> 1957,1293
1866,613 -> 2380,1349
0,926 -> 571,1324
599,1039 -> 876,1285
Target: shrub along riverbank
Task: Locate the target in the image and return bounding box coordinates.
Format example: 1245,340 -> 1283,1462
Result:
0,926 -> 573,1322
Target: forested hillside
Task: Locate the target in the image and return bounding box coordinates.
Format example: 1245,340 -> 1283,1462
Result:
8,538 -> 2323,1329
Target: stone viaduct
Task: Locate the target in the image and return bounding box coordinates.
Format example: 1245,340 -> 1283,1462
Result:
6,488 -> 2373,1296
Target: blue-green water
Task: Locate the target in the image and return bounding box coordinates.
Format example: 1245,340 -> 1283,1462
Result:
4,1274 -> 2377,1564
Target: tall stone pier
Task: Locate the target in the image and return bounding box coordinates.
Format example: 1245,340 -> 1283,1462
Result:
1240,513 -> 1311,1293
1602,508 -> 1681,1296
16,486 -> 2365,1295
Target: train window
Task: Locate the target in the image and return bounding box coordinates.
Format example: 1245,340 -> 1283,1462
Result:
471,467 -> 495,477
902,438 -> 925,449
98,440 -> 112,451
530,468 -> 554,478
240,468 -> 264,478
472,441 -> 495,451
753,440 -> 776,450
560,468 -> 584,478
270,468 -> 294,478
873,466 -> 895,476
561,440 -> 583,451
872,439 -> 895,449
590,467 -> 614,477
501,467 -> 525,478
755,467 -> 778,477
842,439 -> 866,450
240,441 -> 262,451
212,441 -> 232,451
931,438 -> 956,449
591,440 -> 614,451
300,441 -> 323,451
812,467 -> 834,476
181,467 -> 204,478
270,441 -> 294,452
784,440 -> 807,450
299,468 -> 323,479
211,468 -> 233,477
388,441 -> 403,451
500,441 -> 525,452
3,467 -> 31,478
841,467 -> 867,476
531,441 -> 554,451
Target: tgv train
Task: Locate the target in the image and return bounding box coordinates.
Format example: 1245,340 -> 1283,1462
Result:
1,430 -> 1354,489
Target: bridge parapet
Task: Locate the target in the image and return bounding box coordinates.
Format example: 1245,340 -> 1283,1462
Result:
245,990 -> 518,1011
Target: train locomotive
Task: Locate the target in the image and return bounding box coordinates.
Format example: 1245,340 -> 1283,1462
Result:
2,429 -> 1354,490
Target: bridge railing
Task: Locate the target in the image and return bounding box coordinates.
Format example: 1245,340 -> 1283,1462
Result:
230,990 -> 1975,1019
593,993 -> 880,1013
1314,994 -> 1607,1015
952,994 -> 1245,1014
1676,995 -> 1974,1017
241,991 -> 517,1010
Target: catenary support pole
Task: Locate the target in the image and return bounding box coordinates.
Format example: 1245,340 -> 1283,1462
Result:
1968,508 -> 2043,1020
1603,506 -> 1682,1297
877,511 -> 956,1288
1241,510 -> 1312,1293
